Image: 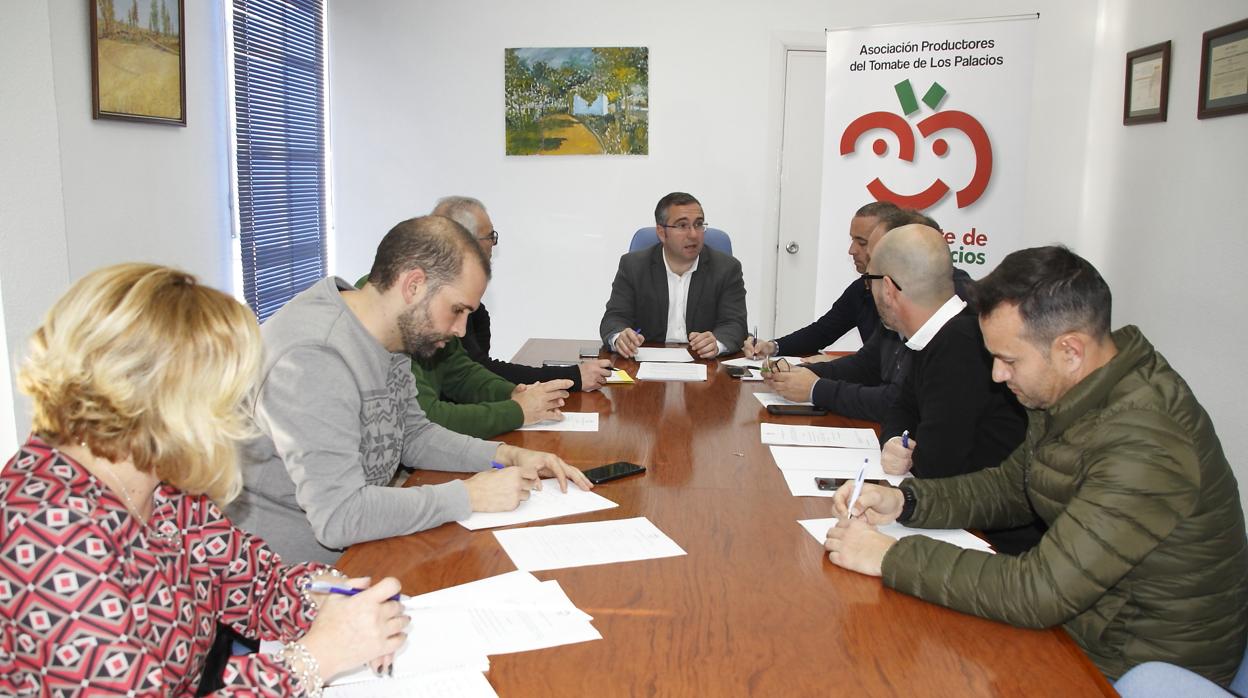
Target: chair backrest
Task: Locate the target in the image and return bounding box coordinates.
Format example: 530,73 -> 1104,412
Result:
629,227 -> 733,256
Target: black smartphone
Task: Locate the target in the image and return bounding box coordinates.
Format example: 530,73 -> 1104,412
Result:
766,404 -> 829,416
583,461 -> 646,485
542,359 -> 578,367
579,345 -> 602,358
815,476 -> 888,491
724,365 -> 749,378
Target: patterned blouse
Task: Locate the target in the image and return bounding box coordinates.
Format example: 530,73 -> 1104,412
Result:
0,437 -> 326,696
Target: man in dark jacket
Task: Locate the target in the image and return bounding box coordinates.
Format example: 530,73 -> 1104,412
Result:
434,196 -> 612,392
824,246 -> 1248,686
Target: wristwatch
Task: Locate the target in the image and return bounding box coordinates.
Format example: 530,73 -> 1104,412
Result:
898,484 -> 918,524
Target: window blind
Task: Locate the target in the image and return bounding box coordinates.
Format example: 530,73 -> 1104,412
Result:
232,0 -> 326,321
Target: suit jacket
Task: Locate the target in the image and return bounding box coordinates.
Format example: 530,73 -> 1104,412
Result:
599,244 -> 748,352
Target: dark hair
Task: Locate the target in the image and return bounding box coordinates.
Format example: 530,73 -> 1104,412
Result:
906,209 -> 940,231
655,192 -> 702,226
855,200 -> 903,219
367,215 -> 491,292
976,246 -> 1112,347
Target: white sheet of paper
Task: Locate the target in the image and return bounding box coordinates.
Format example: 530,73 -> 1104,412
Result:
515,412 -> 600,432
458,478 -> 618,530
797,518 -> 995,553
404,571 -> 601,655
324,669 -> 498,698
721,356 -> 806,368
635,362 -> 707,382
760,423 -> 880,449
740,368 -> 764,382
780,469 -> 904,496
633,347 -> 694,362
493,516 -> 687,571
769,445 -> 881,472
325,606 -> 490,686
752,391 -> 814,407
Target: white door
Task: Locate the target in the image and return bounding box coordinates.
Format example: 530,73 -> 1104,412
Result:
773,49 -> 863,352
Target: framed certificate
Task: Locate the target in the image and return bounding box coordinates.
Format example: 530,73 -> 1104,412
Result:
1124,41 -> 1170,125
1198,17 -> 1248,119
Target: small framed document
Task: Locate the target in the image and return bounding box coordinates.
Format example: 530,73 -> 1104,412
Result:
1124,41 -> 1170,125
1198,17 -> 1248,119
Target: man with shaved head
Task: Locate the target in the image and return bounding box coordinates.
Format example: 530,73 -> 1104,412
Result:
866,224 -> 1040,553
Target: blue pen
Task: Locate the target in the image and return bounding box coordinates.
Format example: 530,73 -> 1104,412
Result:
491,460 -> 506,470
304,581 -> 402,602
901,430 -> 910,449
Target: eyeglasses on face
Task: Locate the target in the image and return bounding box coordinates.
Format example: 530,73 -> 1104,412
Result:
659,221 -> 707,233
478,230 -> 499,245
861,273 -> 901,292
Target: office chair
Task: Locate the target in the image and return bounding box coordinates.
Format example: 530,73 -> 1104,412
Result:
628,226 -> 733,256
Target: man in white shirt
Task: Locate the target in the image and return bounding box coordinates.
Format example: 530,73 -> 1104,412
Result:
600,192 -> 748,358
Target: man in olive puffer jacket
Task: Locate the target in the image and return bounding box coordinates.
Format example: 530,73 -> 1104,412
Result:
823,246 -> 1248,685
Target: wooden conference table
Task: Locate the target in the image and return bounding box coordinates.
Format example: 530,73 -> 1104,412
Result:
339,339 -> 1115,697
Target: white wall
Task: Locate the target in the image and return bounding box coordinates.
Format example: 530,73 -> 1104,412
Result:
0,2 -> 234,444
1077,0 -> 1248,504
329,0 -> 1097,357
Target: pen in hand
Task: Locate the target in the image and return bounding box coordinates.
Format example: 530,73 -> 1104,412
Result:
304,581 -> 403,603
901,430 -> 910,449
845,459 -> 868,520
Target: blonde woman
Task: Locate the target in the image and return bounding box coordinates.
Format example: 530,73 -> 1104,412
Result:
0,264 -> 407,696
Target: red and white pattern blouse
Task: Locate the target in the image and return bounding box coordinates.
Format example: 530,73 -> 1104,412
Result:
0,436 -> 326,696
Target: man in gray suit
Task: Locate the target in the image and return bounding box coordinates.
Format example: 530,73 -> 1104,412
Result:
600,192 -> 748,359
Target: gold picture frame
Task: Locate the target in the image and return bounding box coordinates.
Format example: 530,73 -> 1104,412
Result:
90,0 -> 186,126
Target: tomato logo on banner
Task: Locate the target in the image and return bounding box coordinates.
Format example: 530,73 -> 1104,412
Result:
838,79 -> 992,211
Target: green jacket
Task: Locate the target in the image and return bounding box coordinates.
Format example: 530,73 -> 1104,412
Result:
353,275 -> 523,439
881,326 -> 1248,685
410,336 -> 523,438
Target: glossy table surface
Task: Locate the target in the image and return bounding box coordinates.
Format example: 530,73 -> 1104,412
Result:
338,339 -> 1116,697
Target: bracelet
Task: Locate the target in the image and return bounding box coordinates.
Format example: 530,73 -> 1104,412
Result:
277,641 -> 325,698
299,568 -> 348,610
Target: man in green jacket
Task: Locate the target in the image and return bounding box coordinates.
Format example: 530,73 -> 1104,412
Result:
824,246 -> 1248,685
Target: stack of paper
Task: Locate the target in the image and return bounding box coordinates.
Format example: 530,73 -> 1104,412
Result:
797,518 -> 995,553
633,347 -> 694,362
753,391 -> 814,407
769,445 -> 905,494
636,362 -> 707,382
494,516 -> 687,571
516,412 -> 600,432
323,571 -> 601,694
760,423 -> 880,449
458,478 -> 618,530
605,368 -> 635,384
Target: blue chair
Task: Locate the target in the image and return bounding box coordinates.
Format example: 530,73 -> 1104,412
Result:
1115,652 -> 1248,698
629,226 -> 733,256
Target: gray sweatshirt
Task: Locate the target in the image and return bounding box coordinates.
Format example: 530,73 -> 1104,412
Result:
228,277 -> 499,564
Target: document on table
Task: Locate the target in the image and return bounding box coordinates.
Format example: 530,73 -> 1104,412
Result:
458,478 -> 618,530
318,607 -> 490,686
633,347 -> 694,362
760,423 -> 880,449
752,391 -> 814,407
797,518 -> 995,553
606,368 -> 635,384
721,356 -> 805,368
494,516 -> 687,571
781,469 -> 906,496
636,362 -> 707,382
324,669 -> 498,698
407,571 -> 602,655
516,412 -> 600,432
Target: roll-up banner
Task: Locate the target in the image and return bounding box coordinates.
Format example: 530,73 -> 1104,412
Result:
815,14 -> 1038,309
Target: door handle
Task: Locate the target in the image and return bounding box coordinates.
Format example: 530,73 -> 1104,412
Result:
785,242 -> 800,254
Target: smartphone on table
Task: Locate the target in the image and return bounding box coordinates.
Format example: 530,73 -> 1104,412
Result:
765,404 -> 828,416
815,477 -> 888,491
724,365 -> 750,378
582,461 -> 646,485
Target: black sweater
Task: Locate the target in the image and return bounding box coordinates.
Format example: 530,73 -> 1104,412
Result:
462,304 -> 583,391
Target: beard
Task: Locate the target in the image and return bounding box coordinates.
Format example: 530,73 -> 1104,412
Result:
397,295 -> 453,358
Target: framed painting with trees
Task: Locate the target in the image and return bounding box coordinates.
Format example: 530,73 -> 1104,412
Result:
91,0 -> 186,126
504,47 -> 648,156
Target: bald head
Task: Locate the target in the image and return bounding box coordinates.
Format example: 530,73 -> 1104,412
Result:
869,224 -> 954,307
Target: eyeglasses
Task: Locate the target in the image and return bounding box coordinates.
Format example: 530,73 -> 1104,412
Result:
659,221 -> 708,233
760,357 -> 791,373
861,273 -> 901,292
478,230 -> 499,245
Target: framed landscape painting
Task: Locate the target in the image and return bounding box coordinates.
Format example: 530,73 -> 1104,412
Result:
91,0 -> 186,126
505,47 -> 648,156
